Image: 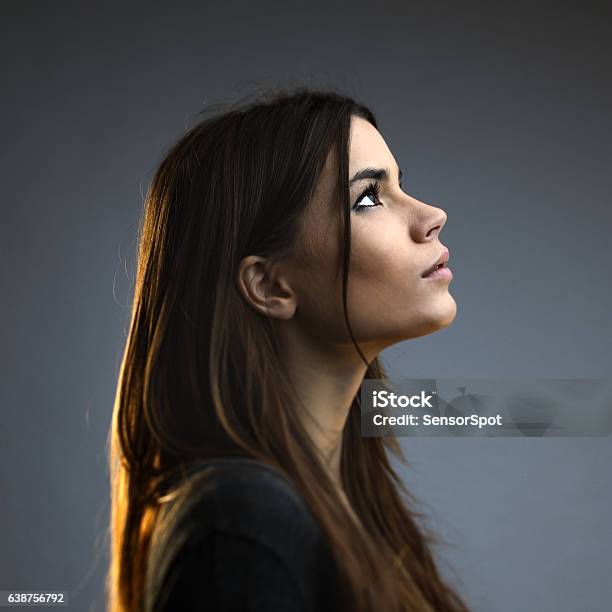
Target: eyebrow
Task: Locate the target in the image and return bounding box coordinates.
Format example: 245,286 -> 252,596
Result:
349,165 -> 403,186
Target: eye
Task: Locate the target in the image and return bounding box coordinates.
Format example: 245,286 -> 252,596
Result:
352,181 -> 382,212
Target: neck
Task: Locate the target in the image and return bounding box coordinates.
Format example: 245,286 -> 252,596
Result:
277,323 -> 378,489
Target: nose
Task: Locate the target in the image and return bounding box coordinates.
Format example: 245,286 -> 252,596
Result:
410,200 -> 447,242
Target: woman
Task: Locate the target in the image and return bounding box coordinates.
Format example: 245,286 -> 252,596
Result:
107,85 -> 468,611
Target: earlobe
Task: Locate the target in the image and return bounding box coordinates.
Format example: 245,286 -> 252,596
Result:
236,255 -> 297,320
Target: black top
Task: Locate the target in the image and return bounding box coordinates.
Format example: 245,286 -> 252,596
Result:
146,457 -> 345,612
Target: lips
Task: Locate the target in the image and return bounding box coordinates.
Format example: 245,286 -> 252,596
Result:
421,248 -> 450,278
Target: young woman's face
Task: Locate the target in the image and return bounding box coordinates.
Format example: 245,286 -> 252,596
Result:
285,115 -> 457,357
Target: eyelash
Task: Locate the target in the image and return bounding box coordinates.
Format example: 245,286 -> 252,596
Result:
352,180 -> 404,212
352,181 -> 382,212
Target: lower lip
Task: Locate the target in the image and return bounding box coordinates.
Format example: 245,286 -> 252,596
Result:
422,266 -> 453,281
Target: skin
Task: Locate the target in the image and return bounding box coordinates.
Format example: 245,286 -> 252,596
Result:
237,115 -> 456,494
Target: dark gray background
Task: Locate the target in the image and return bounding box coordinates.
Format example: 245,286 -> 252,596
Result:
1,2 -> 611,610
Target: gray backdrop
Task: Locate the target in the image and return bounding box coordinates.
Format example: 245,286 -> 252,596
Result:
1,2 -> 610,611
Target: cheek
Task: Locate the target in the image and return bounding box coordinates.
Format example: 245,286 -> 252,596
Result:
349,220 -> 416,302
294,220 -> 418,340
345,221 -> 453,341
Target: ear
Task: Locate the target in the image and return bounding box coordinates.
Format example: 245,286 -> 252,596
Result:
236,255 -> 297,319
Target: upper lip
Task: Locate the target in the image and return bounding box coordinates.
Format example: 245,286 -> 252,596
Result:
421,247 -> 450,277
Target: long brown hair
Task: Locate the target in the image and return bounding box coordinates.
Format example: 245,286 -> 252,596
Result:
106,84 -> 469,612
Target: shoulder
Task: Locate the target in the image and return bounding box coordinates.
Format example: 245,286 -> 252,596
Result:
148,458 -> 342,611
184,457 -> 325,555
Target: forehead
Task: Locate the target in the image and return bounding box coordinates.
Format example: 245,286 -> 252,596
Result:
348,115 -> 394,174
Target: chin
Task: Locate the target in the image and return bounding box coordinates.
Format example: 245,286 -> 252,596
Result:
401,295 -> 458,340
435,293 -> 457,327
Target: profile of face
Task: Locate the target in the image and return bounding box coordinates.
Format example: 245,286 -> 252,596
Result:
238,115 -> 457,363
